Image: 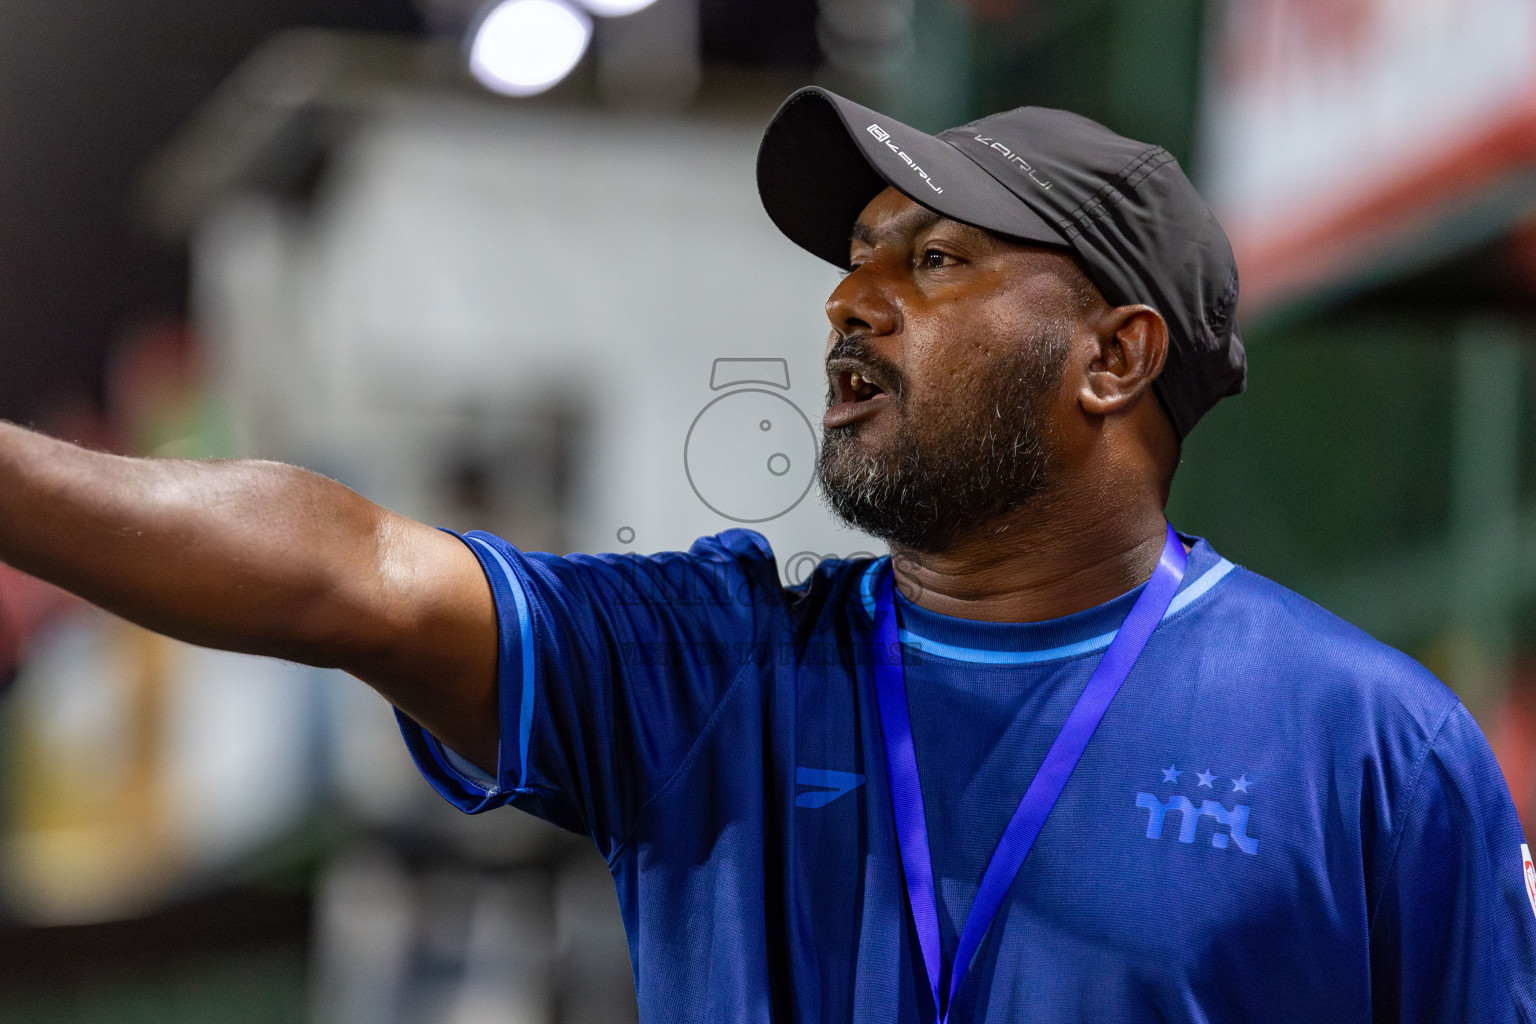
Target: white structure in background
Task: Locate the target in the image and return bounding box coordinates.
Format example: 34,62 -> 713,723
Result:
195,93 -> 861,566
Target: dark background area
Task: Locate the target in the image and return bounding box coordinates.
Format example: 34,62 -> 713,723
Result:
0,1 -> 419,422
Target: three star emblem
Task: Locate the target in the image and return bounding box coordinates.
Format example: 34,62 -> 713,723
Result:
1161,764 -> 1253,794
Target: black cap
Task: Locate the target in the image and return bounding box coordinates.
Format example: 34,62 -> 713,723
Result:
756,86 -> 1246,438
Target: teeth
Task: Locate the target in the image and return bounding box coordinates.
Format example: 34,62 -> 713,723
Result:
850,372 -> 863,391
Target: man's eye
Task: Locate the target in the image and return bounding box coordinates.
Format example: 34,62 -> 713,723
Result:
921,249 -> 954,269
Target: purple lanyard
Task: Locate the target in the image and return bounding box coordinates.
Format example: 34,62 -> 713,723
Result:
871,524 -> 1187,1023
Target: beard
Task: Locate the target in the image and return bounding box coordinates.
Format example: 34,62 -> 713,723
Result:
816,324 -> 1071,553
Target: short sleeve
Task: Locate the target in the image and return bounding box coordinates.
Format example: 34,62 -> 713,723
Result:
1369,703 -> 1536,1022
395,528 -> 783,856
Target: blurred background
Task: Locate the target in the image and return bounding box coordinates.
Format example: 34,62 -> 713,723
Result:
0,0 -> 1534,1019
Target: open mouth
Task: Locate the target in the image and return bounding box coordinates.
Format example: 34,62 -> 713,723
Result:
825,362 -> 893,429
838,370 -> 886,404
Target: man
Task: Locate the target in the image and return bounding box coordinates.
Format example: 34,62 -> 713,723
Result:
0,87 -> 1531,1021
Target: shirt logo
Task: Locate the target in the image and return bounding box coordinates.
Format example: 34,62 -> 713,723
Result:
1522,844 -> 1536,919
1135,763 -> 1258,854
795,767 -> 865,808
865,124 -> 944,195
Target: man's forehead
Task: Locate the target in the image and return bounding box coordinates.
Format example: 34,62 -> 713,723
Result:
850,196 -> 991,250
849,193 -> 1067,265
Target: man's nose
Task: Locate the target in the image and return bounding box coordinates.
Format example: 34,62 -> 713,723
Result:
825,265 -> 898,339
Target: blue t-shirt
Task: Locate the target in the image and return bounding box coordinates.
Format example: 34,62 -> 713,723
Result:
397,529 -> 1536,1023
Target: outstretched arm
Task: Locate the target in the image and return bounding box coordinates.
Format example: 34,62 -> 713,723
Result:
0,421 -> 499,769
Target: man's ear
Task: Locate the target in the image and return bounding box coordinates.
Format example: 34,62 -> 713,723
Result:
1079,305 -> 1169,417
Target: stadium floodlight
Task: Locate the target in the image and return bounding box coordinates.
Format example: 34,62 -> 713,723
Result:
468,0 -> 593,97
574,0 -> 661,15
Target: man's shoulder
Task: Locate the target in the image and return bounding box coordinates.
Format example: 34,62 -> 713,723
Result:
682,528 -> 778,564
562,530 -> 870,626
668,530 -> 877,591
1195,554 -> 1459,734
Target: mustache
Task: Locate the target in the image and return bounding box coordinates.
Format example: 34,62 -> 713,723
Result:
825,335 -> 907,401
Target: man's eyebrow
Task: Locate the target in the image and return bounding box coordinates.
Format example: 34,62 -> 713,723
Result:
850,206 -> 944,249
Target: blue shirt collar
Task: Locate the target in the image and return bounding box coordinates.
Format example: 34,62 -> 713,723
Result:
857,536 -> 1234,665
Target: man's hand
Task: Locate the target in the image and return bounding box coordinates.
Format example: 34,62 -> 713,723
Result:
0,422 -> 499,770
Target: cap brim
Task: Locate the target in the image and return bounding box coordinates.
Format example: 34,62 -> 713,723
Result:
757,87 -> 1067,269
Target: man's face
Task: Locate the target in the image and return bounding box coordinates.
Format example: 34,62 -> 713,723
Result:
817,186 -> 1091,552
